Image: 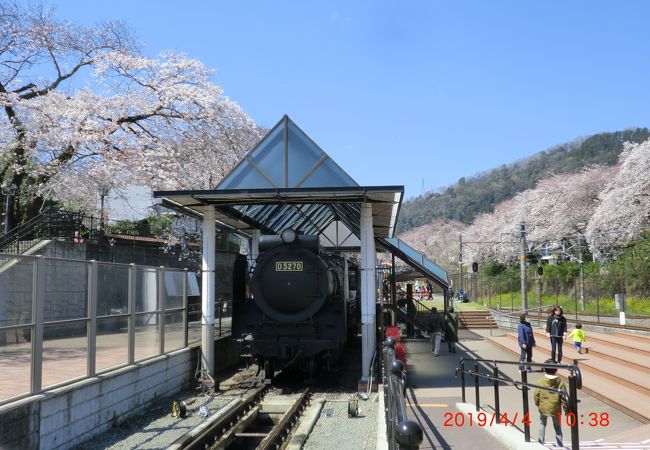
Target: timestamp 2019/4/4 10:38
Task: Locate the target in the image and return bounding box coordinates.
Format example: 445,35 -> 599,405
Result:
443,411 -> 610,427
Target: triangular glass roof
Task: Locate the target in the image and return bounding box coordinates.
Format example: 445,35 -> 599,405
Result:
154,115 -> 403,243
218,115 -> 358,189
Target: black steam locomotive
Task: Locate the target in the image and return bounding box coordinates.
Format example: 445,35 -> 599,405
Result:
233,229 -> 359,380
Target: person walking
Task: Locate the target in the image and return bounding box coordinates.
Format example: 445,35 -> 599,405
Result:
545,306 -> 567,363
444,307 -> 459,353
534,360 -> 568,448
427,307 -> 443,356
426,280 -> 433,300
517,313 -> 536,371
567,323 -> 586,354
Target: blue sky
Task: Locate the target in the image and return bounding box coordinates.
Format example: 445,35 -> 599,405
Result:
49,1 -> 650,199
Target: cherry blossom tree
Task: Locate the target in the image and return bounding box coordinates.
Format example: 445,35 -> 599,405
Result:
464,191 -> 533,263
399,219 -> 466,271
586,140 -> 650,258
525,166 -> 615,245
0,1 -> 261,228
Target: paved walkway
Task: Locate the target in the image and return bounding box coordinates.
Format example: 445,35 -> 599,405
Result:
404,328 -> 649,449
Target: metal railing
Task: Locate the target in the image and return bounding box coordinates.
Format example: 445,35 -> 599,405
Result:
456,358 -> 583,449
0,254 -> 196,406
382,337 -> 423,450
0,208 -> 101,254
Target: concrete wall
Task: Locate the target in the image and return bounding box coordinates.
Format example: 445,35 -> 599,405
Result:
0,348 -> 192,450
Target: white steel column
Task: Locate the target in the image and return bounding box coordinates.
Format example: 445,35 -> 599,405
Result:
250,229 -> 260,271
201,206 -> 216,377
360,202 -> 377,379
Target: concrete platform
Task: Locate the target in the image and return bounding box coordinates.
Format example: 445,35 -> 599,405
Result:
402,329 -> 649,449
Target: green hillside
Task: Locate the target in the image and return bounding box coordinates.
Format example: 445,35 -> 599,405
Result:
396,128 -> 650,233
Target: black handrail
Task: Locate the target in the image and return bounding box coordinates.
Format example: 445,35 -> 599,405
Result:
0,208 -> 101,254
383,337 -> 423,450
456,358 -> 582,450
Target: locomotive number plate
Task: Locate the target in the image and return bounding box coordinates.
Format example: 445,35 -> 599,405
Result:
275,261 -> 303,271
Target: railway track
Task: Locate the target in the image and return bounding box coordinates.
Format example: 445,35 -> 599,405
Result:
169,386 -> 312,450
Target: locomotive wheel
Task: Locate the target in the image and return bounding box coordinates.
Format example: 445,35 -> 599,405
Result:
264,359 -> 274,380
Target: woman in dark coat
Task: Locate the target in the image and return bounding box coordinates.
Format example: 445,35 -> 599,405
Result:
517,313 -> 536,371
444,307 -> 459,353
545,306 -> 567,363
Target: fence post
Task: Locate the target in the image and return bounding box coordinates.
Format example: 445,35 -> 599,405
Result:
474,360 -> 480,411
521,370 -> 530,442
158,266 -> 166,355
569,373 -> 580,450
87,260 -> 98,378
31,256 -> 45,395
493,365 -> 500,422
128,263 -> 136,364
183,268 -> 188,348
460,359 -> 466,403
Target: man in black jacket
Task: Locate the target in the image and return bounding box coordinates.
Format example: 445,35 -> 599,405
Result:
545,306 -> 567,363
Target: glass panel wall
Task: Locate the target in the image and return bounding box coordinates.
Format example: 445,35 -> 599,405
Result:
96,316 -> 128,372
42,321 -> 88,388
0,327 -> 31,402
135,313 -> 160,361
164,310 -> 184,352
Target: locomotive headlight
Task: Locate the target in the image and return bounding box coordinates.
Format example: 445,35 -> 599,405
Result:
281,228 -> 297,243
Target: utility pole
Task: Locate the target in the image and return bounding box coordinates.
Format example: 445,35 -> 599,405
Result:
579,237 -> 585,311
520,223 -> 528,311
458,234 -> 463,296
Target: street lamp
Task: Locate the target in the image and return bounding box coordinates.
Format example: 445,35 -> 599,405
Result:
98,186 -> 110,230
2,182 -> 17,236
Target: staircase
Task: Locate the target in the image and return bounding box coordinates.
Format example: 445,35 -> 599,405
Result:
0,208 -> 100,255
488,328 -> 650,423
458,310 -> 498,329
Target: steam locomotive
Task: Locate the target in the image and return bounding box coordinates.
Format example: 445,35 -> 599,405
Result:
233,229 -> 360,380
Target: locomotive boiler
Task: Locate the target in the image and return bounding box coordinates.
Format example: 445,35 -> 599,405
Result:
233,229 -> 359,380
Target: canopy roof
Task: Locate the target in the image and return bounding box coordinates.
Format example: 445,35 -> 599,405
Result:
153,115 -> 447,287
379,237 -> 449,288
154,116 -> 402,243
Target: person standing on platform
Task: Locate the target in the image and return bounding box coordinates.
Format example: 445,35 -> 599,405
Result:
426,280 -> 433,300
534,360 -> 568,448
545,306 -> 567,362
567,323 -> 586,354
517,313 -> 536,371
444,307 -> 459,353
427,307 -> 443,356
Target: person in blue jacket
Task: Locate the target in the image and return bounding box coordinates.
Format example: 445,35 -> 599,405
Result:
518,313 -> 536,371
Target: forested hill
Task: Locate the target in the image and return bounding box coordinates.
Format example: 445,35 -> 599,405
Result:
396,128 -> 650,233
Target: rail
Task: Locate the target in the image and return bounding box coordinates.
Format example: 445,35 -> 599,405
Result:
382,337 -> 423,450
169,385 -> 311,450
456,358 -> 583,449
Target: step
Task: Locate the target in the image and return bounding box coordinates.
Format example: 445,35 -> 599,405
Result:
614,332 -> 650,343
529,331 -> 650,372
532,329 -> 650,356
488,335 -> 650,423
501,333 -> 650,396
